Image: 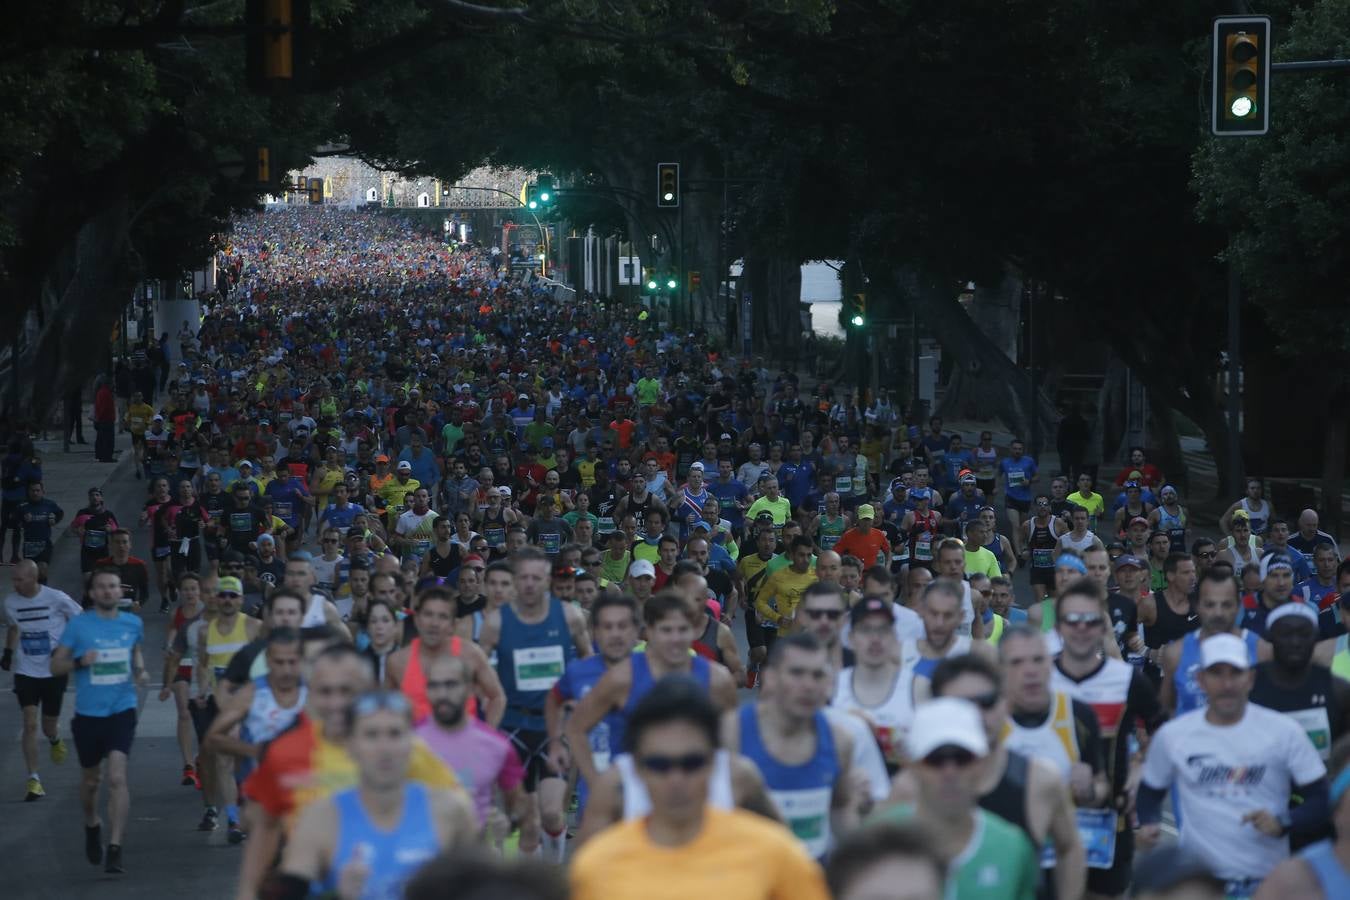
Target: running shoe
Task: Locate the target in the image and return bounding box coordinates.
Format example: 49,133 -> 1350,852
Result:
745,667 -> 759,689
24,776 -> 44,801
50,738 -> 67,764
160,598 -> 170,614
181,764 -> 197,787
105,844 -> 124,874
197,808 -> 219,832
85,824 -> 103,865
227,823 -> 247,844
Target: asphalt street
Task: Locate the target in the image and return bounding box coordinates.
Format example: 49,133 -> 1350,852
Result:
0,465 -> 239,899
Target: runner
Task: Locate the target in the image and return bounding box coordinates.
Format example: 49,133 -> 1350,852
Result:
3,559 -> 81,800
18,480 -> 63,582
832,598 -> 915,773
1138,634 -> 1328,898
999,439 -> 1038,558
1251,604 -> 1350,767
569,676 -> 827,900
723,632 -> 861,860
1138,552 -> 1199,685
1159,570 -> 1264,716
71,487 -> 121,575
93,528 -> 152,613
383,586 -> 505,726
835,502 -> 892,570
1052,578 -> 1167,899
827,823 -> 946,900
1221,478 -> 1275,539
50,566 -> 149,874
478,546 -> 592,857
159,571 -> 206,787
869,697 -> 1041,900
899,491 -> 942,572
754,535 -> 819,651
910,579 -> 996,703
274,690 -> 476,900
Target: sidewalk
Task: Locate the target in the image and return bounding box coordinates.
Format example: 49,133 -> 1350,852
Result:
0,424 -> 133,596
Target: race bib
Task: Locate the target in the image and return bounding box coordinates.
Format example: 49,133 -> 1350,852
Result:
1288,707 -> 1332,760
90,647 -> 132,686
539,531 -> 561,555
22,540 -> 48,558
834,476 -> 853,495
773,786 -> 832,859
977,462 -> 995,480
414,539 -> 432,557
230,512 -> 254,533
1032,548 -> 1054,568
914,539 -> 932,561
84,529 -> 107,550
1008,469 -> 1027,488
820,533 -> 840,550
485,526 -> 506,548
892,547 -> 910,563
20,629 -> 51,658
513,645 -> 565,691
1040,809 -> 1117,870
273,501 -> 294,520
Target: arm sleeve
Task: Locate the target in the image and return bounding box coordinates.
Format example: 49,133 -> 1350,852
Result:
1072,700 -> 1107,775
1136,783 -> 1167,825
1139,723 -> 1174,791
1128,670 -> 1167,733
1289,777 -> 1328,832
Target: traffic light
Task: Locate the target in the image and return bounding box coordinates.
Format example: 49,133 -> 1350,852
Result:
537,174 -> 556,206
665,275 -> 678,292
848,293 -> 866,327
246,0 -> 310,92
255,147 -> 271,187
1212,16 -> 1271,136
656,163 -> 680,208
307,177 -> 323,205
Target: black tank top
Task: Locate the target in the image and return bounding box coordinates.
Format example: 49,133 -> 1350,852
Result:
628,492 -> 654,530
1029,519 -> 1058,570
980,749 -> 1032,837
1250,662 -> 1337,849
1143,590 -> 1196,649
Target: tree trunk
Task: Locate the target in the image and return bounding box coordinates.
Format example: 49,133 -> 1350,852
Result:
889,266 -> 1056,444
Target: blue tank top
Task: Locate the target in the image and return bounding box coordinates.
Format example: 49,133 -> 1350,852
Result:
1300,839 -> 1350,898
325,783 -> 438,900
611,653 -> 711,755
737,704 -> 839,859
1156,506 -> 1186,552
983,535 -> 1007,572
497,599 -> 576,730
556,654 -> 624,813
1175,629 -> 1261,714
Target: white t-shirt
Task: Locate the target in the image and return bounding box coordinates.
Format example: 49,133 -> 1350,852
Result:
3,586 -> 84,678
841,601 -> 926,649
1141,703 -> 1326,881
823,706 -> 891,803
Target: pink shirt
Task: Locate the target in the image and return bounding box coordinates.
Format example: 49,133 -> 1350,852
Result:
414,717 -> 524,825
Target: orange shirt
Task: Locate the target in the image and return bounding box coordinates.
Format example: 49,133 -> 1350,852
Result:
833,527 -> 892,568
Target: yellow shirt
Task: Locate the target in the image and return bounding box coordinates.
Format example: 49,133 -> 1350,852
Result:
755,565 -> 818,628
125,402 -> 156,435
964,546 -> 1003,580
570,808 -> 828,900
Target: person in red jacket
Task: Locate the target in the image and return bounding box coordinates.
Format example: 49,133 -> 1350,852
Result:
94,377 -> 118,462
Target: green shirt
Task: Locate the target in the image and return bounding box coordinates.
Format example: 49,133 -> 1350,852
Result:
524,421 -> 555,448
563,511 -> 599,530
964,546 -> 1002,580
868,806 -> 1038,900
440,422 -> 465,455
746,496 -> 792,529
636,377 -> 662,406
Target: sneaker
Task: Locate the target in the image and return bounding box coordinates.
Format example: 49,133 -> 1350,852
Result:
227,824 -> 247,844
24,776 -> 45,801
745,667 -> 759,690
181,764 -> 196,787
197,808 -> 219,832
85,824 -> 103,865
104,844 -> 124,874
160,599 -> 170,614
50,738 -> 67,765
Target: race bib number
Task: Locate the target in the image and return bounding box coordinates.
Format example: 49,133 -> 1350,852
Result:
22,540 -> 48,559
539,531 -> 561,555
914,539 -> 932,561
90,647 -> 132,686
273,501 -> 293,520
1032,548 -> 1054,568
230,512 -> 254,533
20,629 -> 51,658
513,645 -> 565,692
485,526 -> 506,548
977,462 -> 995,480
1040,809 -> 1117,870
84,529 -> 107,550
820,533 -> 840,550
1008,468 -> 1027,488
1288,706 -> 1332,760
773,786 -> 832,859
834,476 -> 853,495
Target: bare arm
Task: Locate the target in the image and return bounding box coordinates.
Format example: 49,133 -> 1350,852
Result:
464,642 -> 505,727
277,798 -> 335,882
730,754 -> 781,823
1158,641 -> 1180,716
717,625 -> 746,686
565,665 -> 629,784
709,665 -> 739,712
565,603 -> 592,658
204,683 -> 259,758
576,768 -> 623,846
234,803 -> 283,900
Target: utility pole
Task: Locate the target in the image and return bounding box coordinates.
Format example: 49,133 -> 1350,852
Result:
1226,245 -> 1243,493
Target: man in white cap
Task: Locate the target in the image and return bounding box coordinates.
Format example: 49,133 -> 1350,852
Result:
1138,633 -> 1329,896
870,697 -> 1040,899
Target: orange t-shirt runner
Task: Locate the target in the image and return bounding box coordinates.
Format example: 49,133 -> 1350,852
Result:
399,636 -> 477,723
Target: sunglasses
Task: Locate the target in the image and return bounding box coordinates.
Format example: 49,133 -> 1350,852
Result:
963,690 -> 1002,710
638,752 -> 711,774
923,747 -> 976,769
351,690 -> 413,718
1062,612 -> 1105,627
1198,551 -> 1218,559
803,608 -> 845,621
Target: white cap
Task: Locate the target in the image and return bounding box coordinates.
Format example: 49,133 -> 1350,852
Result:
1265,602 -> 1318,630
906,697 -> 989,760
1200,633 -> 1251,671
628,559 -> 656,579
688,461 -> 704,472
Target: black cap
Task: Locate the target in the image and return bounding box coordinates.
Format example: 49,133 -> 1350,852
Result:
849,597 -> 897,626
755,511 -> 775,522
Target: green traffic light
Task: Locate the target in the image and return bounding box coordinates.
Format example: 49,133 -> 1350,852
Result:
527,200 -> 538,210
540,191 -> 551,202
666,279 -> 677,290
646,279 -> 658,291
851,314 -> 865,327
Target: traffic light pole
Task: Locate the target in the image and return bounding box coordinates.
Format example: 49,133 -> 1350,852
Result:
1226,239 -> 1243,495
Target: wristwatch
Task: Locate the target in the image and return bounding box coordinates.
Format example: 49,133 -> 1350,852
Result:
1276,810 -> 1292,836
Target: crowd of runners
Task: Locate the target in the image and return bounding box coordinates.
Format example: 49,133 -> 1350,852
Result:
3,206 -> 1350,900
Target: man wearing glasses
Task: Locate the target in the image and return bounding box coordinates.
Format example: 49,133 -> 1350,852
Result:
1052,579 -> 1166,899
869,697 -> 1040,900
570,677 -> 826,900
